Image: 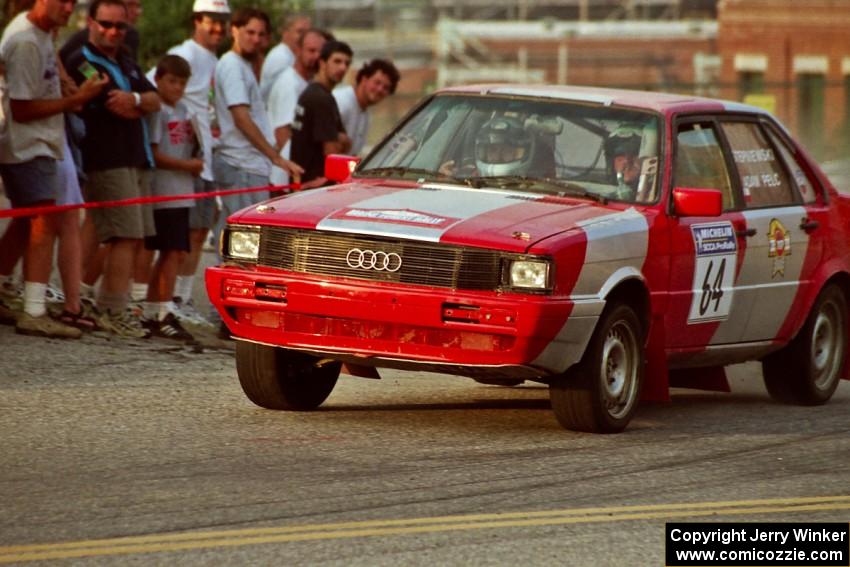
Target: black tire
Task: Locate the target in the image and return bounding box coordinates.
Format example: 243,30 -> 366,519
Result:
549,303 -> 644,433
236,341 -> 341,410
762,284 -> 847,405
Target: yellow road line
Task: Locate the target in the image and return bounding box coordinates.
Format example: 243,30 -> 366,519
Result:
1,496 -> 848,563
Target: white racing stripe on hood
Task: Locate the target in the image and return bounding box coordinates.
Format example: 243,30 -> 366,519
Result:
316,186 -> 529,242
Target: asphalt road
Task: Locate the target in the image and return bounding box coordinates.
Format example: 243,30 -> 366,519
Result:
1,323 -> 849,566
2,162 -> 849,565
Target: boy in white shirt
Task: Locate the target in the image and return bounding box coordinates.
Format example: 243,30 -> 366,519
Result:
142,55 -> 203,342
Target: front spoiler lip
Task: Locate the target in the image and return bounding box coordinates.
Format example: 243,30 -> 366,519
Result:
206,263 -> 589,375
234,336 -> 553,380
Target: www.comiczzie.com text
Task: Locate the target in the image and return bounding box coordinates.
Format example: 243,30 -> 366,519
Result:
666,522 -> 849,566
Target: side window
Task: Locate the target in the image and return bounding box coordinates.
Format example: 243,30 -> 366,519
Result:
720,121 -> 795,208
764,126 -> 818,204
674,122 -> 735,210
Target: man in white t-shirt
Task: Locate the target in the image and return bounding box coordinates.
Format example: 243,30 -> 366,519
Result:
213,7 -> 302,258
267,28 -> 328,186
148,0 -> 230,324
0,0 -> 106,338
333,58 -> 400,156
259,13 -> 310,105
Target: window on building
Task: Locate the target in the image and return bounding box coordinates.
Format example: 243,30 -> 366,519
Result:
738,71 -> 764,101
721,121 -> 795,208
797,73 -> 825,152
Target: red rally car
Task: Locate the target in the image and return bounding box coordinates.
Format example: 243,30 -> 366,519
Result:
206,85 -> 850,433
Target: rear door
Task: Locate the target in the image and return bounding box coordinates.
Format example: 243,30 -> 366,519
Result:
718,118 -> 822,343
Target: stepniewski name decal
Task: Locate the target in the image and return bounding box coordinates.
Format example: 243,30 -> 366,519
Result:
328,208 -> 460,228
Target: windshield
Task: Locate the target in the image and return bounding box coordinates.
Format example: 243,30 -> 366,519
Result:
358,94 -> 661,203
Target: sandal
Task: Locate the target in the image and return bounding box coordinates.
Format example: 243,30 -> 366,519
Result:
55,309 -> 98,331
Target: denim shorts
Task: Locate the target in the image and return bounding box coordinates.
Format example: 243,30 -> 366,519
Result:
213,158 -> 269,221
0,157 -> 60,207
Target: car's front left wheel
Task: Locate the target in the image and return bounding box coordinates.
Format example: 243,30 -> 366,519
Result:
236,342 -> 341,410
549,302 -> 644,433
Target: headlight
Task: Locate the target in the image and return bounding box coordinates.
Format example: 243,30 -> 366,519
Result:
227,228 -> 261,260
509,260 -> 550,289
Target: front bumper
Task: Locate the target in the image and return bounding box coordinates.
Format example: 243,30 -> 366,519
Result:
206,265 -> 599,377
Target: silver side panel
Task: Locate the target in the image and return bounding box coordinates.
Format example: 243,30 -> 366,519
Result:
530,209 -> 650,374
709,207 -> 808,344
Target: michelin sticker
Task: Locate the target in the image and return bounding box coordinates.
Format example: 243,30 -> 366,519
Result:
688,221 -> 737,324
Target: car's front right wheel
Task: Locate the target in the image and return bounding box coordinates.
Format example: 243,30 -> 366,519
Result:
236,341 -> 341,410
549,302 -> 644,433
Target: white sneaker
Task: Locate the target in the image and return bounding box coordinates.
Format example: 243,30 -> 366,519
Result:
45,283 -> 65,303
172,297 -> 215,328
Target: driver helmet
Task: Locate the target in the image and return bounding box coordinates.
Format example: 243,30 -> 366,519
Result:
474,116 -> 534,177
606,123 -> 643,158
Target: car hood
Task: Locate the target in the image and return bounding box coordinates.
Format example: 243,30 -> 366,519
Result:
231,181 -> 630,252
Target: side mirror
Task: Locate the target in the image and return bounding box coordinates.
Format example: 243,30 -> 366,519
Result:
672,187 -> 722,217
325,154 -> 361,184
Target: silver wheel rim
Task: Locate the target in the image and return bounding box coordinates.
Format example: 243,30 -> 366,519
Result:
811,297 -> 845,391
600,319 -> 639,420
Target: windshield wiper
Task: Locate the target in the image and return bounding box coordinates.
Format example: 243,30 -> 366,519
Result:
355,166 -> 443,180
467,176 -> 607,203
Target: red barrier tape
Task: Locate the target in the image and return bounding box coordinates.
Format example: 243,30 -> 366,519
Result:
0,182 -> 301,220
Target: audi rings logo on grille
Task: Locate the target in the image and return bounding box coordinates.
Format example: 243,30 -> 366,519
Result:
345,248 -> 403,272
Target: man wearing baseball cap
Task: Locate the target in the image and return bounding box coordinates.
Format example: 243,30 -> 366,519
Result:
146,0 -> 231,327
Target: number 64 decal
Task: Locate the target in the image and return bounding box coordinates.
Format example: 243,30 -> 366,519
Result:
700,257 -> 725,315
689,254 -> 736,323
688,221 -> 738,324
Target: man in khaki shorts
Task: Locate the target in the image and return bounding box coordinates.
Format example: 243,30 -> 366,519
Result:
63,0 -> 161,338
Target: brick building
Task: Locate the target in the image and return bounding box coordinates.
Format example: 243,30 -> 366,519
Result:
340,1 -> 850,158
717,0 -> 850,157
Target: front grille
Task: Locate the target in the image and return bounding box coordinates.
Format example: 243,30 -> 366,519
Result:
258,227 -> 504,290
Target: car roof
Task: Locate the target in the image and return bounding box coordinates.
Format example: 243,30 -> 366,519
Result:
439,84 -> 771,117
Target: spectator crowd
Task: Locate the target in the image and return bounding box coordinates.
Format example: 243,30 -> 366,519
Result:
0,0 -> 400,343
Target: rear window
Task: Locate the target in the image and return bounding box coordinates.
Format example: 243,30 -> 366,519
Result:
721,122 -> 795,208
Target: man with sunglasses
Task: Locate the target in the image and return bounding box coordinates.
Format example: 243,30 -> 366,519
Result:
59,0 -> 141,63
63,0 -> 162,338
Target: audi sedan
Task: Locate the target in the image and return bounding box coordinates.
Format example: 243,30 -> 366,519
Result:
206,84 -> 850,433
